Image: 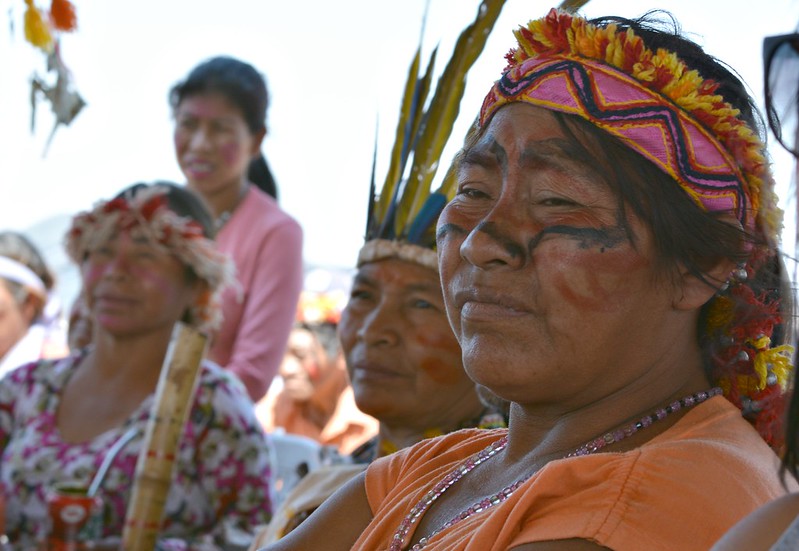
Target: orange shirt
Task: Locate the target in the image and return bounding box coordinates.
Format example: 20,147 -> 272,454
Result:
358,396 -> 794,550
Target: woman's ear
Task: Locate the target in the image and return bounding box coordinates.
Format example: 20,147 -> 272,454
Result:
250,128 -> 266,157
672,257 -> 737,311
672,214 -> 743,311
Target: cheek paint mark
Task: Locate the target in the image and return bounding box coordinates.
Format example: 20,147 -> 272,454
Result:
419,357 -> 464,385
220,141 -> 244,167
414,330 -> 463,385
545,243 -> 653,311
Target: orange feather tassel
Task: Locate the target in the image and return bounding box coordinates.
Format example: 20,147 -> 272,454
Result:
49,0 -> 77,32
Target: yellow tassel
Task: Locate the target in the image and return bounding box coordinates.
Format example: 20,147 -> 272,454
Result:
24,0 -> 53,52
753,345 -> 794,391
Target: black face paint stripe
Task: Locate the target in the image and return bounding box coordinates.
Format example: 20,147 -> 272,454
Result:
526,225 -> 628,255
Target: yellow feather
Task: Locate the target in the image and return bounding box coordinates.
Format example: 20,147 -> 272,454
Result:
396,0 -> 506,237
374,47 -> 423,226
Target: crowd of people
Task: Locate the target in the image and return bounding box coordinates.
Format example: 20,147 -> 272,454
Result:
1,3 -> 798,550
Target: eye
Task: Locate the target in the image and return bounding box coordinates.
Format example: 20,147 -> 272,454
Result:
348,287 -> 373,302
539,196 -> 578,207
176,117 -> 197,131
456,186 -> 491,200
90,245 -> 114,259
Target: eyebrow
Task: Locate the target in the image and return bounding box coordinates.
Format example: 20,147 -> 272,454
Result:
461,135 -> 596,176
352,274 -> 439,293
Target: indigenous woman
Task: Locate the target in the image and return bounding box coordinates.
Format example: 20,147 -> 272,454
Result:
264,9 -> 796,551
0,183 -> 273,548
250,3 -> 508,546
170,56 -> 304,401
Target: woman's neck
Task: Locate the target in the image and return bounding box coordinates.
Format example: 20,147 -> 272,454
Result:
89,326 -> 175,386
376,401 -> 489,457
191,179 -> 248,220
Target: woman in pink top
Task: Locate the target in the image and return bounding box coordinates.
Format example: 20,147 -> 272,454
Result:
262,9 -> 795,551
170,56 -> 304,401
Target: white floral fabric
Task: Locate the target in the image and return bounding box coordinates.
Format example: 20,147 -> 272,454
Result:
0,351 -> 273,549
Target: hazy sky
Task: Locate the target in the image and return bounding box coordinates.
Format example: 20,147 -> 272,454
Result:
2,0 -> 797,305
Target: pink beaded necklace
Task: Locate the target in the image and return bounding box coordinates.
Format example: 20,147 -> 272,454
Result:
390,387 -> 722,551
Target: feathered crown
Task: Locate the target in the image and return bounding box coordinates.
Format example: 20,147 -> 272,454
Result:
357,0 -> 507,271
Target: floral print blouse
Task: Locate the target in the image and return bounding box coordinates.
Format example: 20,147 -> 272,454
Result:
0,351 -> 273,549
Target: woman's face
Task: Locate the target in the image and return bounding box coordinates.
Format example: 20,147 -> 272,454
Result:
173,92 -> 261,199
437,103 -> 679,406
339,258 -> 473,428
81,229 -> 199,338
279,327 -> 326,402
0,281 -> 30,359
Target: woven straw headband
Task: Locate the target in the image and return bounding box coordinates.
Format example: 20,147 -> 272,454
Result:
64,186 -> 235,333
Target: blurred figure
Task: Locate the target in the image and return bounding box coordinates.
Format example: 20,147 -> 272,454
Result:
0,183 -> 273,548
0,231 -> 67,376
170,55 -> 303,401
249,4 -> 506,546
257,294 -> 378,455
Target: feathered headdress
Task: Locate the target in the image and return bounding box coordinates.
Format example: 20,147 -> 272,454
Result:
357,0 -> 507,271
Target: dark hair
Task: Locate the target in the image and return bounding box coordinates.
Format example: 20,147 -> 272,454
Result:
0,231 -> 53,317
169,56 -> 279,199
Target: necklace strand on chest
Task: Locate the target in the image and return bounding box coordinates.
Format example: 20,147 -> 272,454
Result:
390,387 -> 722,551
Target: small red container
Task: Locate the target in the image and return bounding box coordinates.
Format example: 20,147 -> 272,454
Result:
46,483 -> 102,551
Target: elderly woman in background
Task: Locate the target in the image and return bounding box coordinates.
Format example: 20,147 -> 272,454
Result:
250,4 -> 508,545
0,231 -> 67,376
264,9 -> 795,551
0,183 -> 273,549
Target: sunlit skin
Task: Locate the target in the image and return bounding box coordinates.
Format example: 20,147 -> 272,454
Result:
173,92 -> 263,217
338,258 -> 483,449
56,227 -> 202,448
437,104 -> 712,416
261,104 -> 726,551
0,281 -> 33,360
81,230 -> 199,339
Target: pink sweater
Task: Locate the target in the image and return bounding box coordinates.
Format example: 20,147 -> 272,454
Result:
210,185 -> 304,401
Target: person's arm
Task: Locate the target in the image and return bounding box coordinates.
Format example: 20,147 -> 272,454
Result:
261,471 -> 373,551
710,492 -> 799,551
226,219 -> 303,401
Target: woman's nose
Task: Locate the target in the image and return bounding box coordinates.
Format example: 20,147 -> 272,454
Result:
356,303 -> 399,347
459,199 -> 531,270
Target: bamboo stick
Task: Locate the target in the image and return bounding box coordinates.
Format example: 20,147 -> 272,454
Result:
121,322 -> 208,550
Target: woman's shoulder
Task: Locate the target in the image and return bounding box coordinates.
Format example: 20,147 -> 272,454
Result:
376,428 -> 507,475
711,492 -> 799,551
196,361 -> 253,405
1,352 -> 78,389
238,185 -> 302,230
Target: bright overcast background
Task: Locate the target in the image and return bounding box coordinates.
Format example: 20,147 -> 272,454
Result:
2,0 -> 798,308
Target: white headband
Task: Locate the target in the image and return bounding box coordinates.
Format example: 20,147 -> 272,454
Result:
0,256 -> 47,298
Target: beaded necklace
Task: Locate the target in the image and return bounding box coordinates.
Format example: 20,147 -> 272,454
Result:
390,387 -> 722,551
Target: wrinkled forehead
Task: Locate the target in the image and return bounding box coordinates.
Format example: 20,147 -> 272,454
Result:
354,258 -> 441,292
